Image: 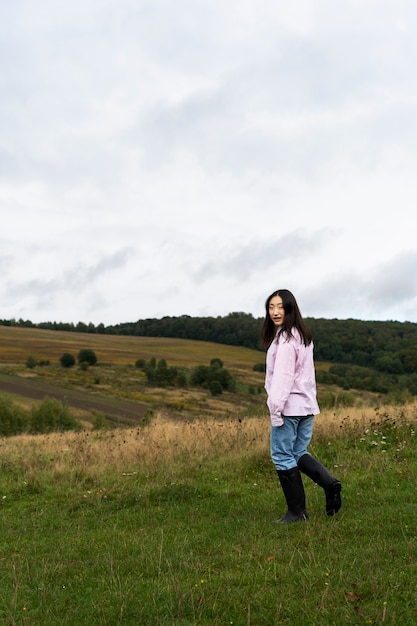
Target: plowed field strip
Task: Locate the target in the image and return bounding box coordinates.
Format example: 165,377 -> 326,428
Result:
0,373 -> 148,421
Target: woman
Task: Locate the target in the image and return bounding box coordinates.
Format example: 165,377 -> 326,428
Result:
262,289 -> 342,523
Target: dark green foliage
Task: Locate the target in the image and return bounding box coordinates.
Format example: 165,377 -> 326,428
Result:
135,358 -> 146,369
315,362 -> 414,396
25,356 -> 50,368
190,361 -> 236,395
208,380 -> 223,396
144,358 -> 186,388
253,362 -> 266,373
78,348 -> 97,365
60,352 -> 76,368
0,394 -> 28,435
29,396 -> 81,433
104,311 -> 263,349
26,355 -> 36,369
0,395 -> 80,436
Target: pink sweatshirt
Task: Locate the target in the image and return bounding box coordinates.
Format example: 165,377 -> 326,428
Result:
265,328 -> 320,423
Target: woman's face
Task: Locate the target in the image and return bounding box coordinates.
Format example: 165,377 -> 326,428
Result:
268,295 -> 285,327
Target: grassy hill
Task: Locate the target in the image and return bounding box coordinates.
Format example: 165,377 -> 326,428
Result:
1,326 -> 417,623
0,325 -> 267,424
0,324 -> 263,368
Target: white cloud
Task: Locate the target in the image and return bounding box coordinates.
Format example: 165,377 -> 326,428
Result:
1,0 -> 417,325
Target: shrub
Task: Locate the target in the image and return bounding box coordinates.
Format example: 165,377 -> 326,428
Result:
60,353 -> 76,368
336,391 -> 356,407
190,361 -> 236,393
26,355 -> 36,369
318,390 -> 336,409
318,390 -> 356,409
0,394 -> 28,436
29,397 -> 81,434
144,358 -> 185,387
78,349 -> 97,366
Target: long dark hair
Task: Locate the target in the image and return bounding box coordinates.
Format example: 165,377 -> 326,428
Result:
261,289 -> 313,348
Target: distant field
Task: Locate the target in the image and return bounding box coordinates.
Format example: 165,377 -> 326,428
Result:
0,325 -> 263,370
0,326 -> 266,423
0,325 -> 380,425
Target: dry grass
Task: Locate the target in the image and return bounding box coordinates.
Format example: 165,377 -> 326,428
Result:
0,325 -> 262,371
2,402 -> 415,484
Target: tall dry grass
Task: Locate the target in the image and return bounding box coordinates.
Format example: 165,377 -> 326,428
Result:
1,402 -> 415,485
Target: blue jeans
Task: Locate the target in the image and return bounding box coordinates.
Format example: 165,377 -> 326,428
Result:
270,414 -> 314,471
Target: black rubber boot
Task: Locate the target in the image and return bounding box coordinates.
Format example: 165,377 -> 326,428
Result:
298,453 -> 342,516
275,467 -> 308,523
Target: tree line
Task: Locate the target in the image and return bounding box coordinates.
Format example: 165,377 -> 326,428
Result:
2,312 -> 417,378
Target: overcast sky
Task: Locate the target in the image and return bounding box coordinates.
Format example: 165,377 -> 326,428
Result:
2,0 -> 417,326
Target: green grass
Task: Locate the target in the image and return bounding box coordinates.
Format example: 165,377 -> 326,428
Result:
0,411 -> 416,625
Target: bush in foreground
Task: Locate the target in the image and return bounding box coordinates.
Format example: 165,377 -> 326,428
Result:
0,394 -> 28,435
0,393 -> 81,436
29,397 -> 81,433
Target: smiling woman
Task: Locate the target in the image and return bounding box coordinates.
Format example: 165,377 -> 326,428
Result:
261,289 -> 342,523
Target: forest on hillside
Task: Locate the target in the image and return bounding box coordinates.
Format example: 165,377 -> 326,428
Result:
3,313 -> 417,370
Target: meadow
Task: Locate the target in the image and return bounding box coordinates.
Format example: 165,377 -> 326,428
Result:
0,326 -> 416,624
0,406 -> 416,625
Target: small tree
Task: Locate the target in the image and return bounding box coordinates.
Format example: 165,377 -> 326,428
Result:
26,355 -> 36,369
29,397 -> 81,433
78,349 -> 97,366
190,360 -> 236,394
60,353 -> 76,368
0,394 -> 28,436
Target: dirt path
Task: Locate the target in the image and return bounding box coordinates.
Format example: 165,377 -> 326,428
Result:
0,373 -> 149,422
